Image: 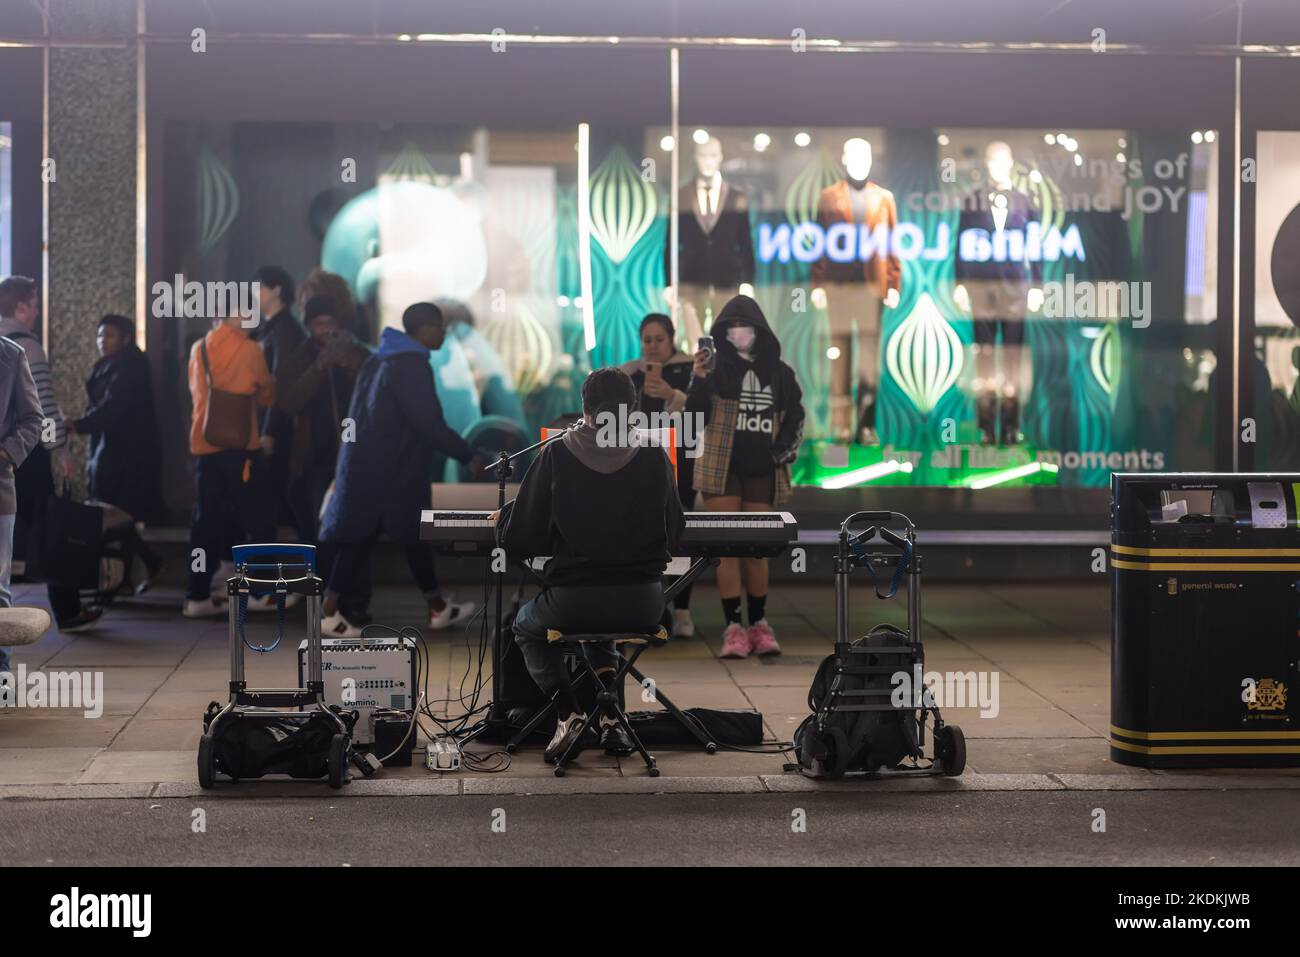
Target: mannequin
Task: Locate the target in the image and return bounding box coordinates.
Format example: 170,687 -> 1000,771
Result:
811,137 -> 901,445
664,136 -> 755,347
953,141 -> 1042,445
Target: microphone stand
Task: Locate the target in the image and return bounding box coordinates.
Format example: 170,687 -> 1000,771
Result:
485,427 -> 571,734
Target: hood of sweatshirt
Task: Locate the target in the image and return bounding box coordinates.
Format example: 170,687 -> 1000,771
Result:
377,327 -> 429,359
561,418 -> 640,474
710,294 -> 781,364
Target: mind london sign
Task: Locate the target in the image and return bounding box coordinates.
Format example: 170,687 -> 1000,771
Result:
757,221 -> 1086,265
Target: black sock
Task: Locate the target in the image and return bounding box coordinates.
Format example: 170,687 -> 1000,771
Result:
722,597 -> 742,626
747,594 -> 767,625
556,690 -> 581,721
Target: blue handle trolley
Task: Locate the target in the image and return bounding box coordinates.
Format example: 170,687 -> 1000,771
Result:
198,544 -> 356,789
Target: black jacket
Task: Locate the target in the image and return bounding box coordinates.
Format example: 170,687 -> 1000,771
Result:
253,308 -> 308,445
73,344 -> 163,521
275,332 -> 371,479
502,433 -> 684,587
664,181 -> 756,287
689,295 -> 805,467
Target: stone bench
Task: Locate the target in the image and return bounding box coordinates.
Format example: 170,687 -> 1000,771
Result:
0,607 -> 53,648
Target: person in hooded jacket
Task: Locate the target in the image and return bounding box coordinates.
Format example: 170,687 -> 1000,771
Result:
317,302 -> 483,637
619,312 -> 698,637
499,367 -> 684,763
687,294 -> 804,659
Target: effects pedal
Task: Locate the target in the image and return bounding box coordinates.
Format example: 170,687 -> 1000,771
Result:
426,736 -> 462,772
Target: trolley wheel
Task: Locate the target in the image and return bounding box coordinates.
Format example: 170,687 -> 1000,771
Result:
936,725 -> 966,777
705,742 -> 718,755
553,765 -> 566,778
505,743 -> 518,754
197,733 -> 216,789
327,733 -> 349,789
648,765 -> 660,778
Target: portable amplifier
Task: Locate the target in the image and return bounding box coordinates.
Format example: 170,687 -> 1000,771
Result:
296,636 -> 418,744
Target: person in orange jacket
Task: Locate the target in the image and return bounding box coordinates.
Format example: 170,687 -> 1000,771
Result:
183,314 -> 276,618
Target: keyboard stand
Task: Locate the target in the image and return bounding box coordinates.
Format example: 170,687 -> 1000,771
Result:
628,556 -> 721,752
492,556 -> 725,754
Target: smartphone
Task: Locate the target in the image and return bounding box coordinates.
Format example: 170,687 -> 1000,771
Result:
645,361 -> 661,379
697,335 -> 716,372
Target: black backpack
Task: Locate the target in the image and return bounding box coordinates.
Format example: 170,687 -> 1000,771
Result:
794,624 -> 922,777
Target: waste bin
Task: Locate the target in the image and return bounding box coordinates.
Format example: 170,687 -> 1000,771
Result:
1112,473 -> 1300,767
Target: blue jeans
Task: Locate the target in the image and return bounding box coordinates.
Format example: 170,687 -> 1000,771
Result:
512,582 -> 663,713
0,512 -> 14,674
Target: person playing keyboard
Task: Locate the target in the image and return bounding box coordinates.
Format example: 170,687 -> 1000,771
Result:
498,367 -> 684,763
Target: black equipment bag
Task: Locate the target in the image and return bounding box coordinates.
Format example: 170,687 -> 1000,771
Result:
31,484 -> 102,588
794,625 -> 921,777
626,707 -> 764,747
202,702 -> 357,780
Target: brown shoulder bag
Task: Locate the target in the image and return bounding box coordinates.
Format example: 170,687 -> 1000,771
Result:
200,338 -> 253,450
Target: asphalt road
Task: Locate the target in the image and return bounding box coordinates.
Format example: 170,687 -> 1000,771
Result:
2,789 -> 1295,867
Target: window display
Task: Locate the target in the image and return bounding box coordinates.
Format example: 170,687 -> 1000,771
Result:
163,122 -> 1217,492
657,126 -> 1218,490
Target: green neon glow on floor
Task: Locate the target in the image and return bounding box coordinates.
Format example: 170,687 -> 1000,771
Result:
793,440 -> 1063,489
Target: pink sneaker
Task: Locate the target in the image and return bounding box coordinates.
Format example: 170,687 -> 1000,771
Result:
719,622 -> 750,658
748,620 -> 781,656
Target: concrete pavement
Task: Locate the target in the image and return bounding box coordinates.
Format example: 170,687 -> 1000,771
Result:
2,579 -> 1295,796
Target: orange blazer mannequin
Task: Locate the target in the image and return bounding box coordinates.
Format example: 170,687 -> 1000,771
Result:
811,179 -> 902,298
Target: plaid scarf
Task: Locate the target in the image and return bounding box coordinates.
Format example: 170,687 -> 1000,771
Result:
692,394 -> 792,505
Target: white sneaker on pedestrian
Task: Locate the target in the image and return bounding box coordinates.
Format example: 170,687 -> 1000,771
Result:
183,598 -> 225,619
321,610 -> 363,638
210,562 -> 235,597
245,592 -> 302,612
429,600 -> 475,631
671,608 -> 695,638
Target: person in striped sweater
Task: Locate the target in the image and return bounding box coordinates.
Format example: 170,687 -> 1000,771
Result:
0,276 -> 96,628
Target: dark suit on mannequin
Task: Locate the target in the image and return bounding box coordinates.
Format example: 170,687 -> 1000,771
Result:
955,185 -> 1040,444
665,174 -> 755,345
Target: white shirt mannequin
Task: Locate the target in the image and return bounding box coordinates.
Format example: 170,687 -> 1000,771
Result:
696,170 -> 722,217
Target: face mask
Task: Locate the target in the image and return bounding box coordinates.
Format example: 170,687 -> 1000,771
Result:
726,326 -> 756,353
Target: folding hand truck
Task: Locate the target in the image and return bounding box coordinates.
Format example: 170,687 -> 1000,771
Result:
794,511 -> 965,777
198,544 -> 356,789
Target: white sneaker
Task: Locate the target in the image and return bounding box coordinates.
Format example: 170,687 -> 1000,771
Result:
183,598 -> 225,618
210,562 -> 235,598
245,592 -> 302,612
671,608 -> 695,638
429,600 -> 475,631
321,610 -> 363,638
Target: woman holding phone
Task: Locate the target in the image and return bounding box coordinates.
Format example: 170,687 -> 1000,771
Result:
620,313 -> 698,637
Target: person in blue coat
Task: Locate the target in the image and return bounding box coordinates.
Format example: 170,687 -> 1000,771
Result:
318,302 -> 483,636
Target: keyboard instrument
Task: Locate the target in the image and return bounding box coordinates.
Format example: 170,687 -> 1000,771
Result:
420,509 -> 798,558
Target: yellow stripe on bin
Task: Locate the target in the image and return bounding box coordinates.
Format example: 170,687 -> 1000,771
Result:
1111,544 -> 1300,557
1111,737 -> 1300,756
1111,724 -> 1300,741
1112,559 -> 1300,572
